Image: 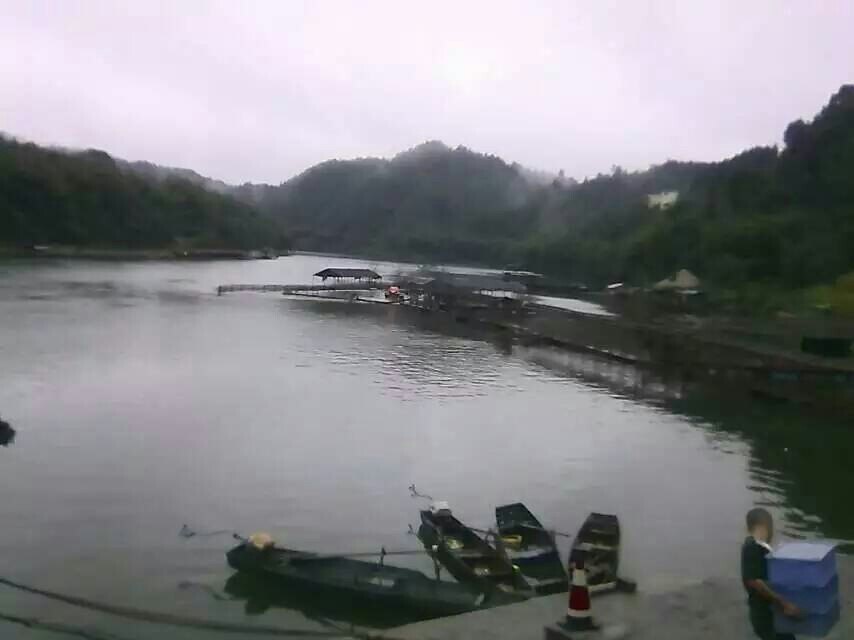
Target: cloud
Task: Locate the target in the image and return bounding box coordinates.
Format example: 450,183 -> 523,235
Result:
1,0 -> 852,183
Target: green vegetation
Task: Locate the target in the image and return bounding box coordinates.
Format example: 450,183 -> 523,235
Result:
254,86 -> 854,313
3,86 -> 854,316
0,136 -> 288,251
258,141 -> 537,264
806,273 -> 854,317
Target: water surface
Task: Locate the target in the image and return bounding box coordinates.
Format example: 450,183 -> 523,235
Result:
1,255 -> 851,639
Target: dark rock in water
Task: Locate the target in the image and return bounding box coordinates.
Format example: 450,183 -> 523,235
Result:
0,418 -> 15,446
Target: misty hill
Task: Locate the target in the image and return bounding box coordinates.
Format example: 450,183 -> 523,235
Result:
255,141 -> 544,263
3,85 -> 853,302
120,160 -> 234,195
249,140 -> 713,270
0,136 -> 287,250
252,86 -> 854,294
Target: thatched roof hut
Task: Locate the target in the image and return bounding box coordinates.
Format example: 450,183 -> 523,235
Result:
654,269 -> 701,292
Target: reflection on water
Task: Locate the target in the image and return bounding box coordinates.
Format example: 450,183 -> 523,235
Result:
221,572 -> 429,628
533,295 -> 613,317
1,256 -> 852,638
667,392 -> 854,550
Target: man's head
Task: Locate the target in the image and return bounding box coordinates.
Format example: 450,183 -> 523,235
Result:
746,508 -> 774,543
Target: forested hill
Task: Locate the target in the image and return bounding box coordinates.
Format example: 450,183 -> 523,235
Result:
3,85 -> 853,296
256,85 -> 854,292
258,140 -> 543,263
0,136 -> 287,250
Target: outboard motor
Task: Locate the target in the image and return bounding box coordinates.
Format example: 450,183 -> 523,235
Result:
430,501 -> 453,517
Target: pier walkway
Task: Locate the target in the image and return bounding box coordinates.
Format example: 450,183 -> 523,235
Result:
216,283 -> 386,295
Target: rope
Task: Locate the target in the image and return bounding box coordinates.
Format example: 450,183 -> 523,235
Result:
289,548 -> 428,563
408,485 -> 433,501
0,611 -> 128,640
0,576 -> 347,637
519,523 -> 573,538
180,524 -> 240,539
177,580 -> 236,601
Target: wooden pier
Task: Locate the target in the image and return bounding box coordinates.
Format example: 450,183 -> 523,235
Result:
215,268 -> 854,413
216,283 -> 386,296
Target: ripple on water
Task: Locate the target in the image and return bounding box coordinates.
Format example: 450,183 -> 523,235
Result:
1,257 -> 852,636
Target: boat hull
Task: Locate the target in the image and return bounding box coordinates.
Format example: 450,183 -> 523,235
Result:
495,502 -> 568,595
417,509 -> 530,599
569,512 -> 621,593
226,543 -> 484,617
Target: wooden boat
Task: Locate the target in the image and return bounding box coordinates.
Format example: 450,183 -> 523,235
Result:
226,540 -> 487,617
569,512 -> 621,593
494,502 -> 568,594
417,502 -> 531,598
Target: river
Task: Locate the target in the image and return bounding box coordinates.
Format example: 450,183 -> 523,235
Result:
1,255 -> 852,639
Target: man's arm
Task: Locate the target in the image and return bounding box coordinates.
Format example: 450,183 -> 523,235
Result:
741,542 -> 802,618
744,578 -> 801,617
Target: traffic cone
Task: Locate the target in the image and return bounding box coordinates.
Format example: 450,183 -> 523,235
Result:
564,557 -> 598,631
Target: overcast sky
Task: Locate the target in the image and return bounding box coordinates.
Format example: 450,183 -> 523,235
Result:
1,1 -> 853,184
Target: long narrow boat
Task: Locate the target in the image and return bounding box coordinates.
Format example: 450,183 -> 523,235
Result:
226,540 -> 486,618
417,502 -> 531,598
495,502 -> 568,595
569,512 -> 621,593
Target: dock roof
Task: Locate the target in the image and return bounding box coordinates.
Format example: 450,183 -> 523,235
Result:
314,268 -> 381,280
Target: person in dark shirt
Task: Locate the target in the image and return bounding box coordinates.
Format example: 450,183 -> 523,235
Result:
741,508 -> 801,639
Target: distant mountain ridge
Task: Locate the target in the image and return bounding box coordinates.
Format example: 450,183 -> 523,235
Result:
0,135 -> 288,250
239,86 -> 854,293
3,85 -> 854,297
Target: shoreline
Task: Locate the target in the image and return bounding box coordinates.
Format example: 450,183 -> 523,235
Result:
380,555 -> 853,640
0,246 -> 286,261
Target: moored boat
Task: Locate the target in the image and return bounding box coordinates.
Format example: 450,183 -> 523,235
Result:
495,502 -> 568,594
417,502 -> 531,598
226,536 -> 487,618
569,512 -> 621,593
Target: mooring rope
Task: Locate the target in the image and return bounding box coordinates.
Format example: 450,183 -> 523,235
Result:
0,611 -> 128,640
0,576 -> 348,637
180,524 -> 240,539
407,485 -> 433,501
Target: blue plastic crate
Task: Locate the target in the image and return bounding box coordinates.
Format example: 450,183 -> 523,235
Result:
774,601 -> 840,637
774,575 -> 838,615
768,541 -> 836,589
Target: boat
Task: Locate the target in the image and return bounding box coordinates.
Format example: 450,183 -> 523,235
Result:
494,502 -> 568,594
226,537 -> 488,618
417,502 -> 531,598
569,513 -> 622,593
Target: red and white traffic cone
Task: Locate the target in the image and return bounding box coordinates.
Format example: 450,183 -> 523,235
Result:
564,557 -> 598,631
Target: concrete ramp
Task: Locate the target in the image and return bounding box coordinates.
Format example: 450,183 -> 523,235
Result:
383,557 -> 853,640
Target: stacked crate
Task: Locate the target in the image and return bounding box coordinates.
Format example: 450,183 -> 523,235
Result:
769,541 -> 840,637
